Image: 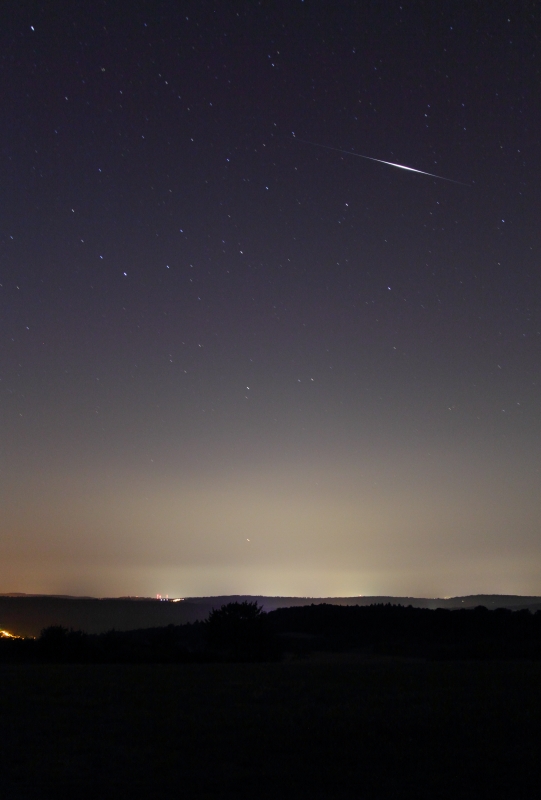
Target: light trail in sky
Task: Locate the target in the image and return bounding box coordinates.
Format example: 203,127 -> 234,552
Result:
294,136 -> 470,185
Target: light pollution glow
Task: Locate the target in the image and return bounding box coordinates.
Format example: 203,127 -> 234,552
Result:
2,440 -> 539,599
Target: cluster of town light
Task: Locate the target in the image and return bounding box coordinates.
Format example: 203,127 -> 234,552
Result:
0,630 -> 20,638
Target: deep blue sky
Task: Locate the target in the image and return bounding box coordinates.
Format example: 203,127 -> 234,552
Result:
1,1 -> 540,597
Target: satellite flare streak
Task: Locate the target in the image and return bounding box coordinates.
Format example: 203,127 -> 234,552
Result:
294,137 -> 469,186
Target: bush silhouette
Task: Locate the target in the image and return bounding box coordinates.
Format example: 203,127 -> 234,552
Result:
205,601 -> 280,661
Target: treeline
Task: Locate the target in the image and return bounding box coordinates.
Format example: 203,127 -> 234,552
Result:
0,602 -> 278,664
271,603 -> 541,660
1,602 -> 541,663
0,620 -> 210,664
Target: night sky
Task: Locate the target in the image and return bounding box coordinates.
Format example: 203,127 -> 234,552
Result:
2,1 -> 540,599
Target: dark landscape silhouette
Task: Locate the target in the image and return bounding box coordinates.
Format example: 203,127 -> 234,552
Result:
2,592 -> 541,637
2,600 -> 541,664
2,601 -> 541,800
2,600 -> 541,799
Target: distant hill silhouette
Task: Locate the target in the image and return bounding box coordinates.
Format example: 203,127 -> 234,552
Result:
1,593 -> 541,637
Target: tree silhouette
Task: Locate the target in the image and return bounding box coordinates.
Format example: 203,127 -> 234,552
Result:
205,602 -> 280,661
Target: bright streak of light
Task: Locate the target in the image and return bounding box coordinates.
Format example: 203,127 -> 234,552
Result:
294,136 -> 470,185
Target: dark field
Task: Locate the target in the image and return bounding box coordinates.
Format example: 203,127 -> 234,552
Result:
1,658 -> 540,799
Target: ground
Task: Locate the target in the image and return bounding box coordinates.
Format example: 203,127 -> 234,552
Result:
1,656 -> 540,799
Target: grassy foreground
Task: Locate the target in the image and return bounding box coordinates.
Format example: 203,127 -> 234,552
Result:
1,657 -> 540,799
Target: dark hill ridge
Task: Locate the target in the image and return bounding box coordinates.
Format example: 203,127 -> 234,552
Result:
196,594 -> 541,612
1,593 -> 541,637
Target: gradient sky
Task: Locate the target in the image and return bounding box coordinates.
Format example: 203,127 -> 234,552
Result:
1,1 -> 540,598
